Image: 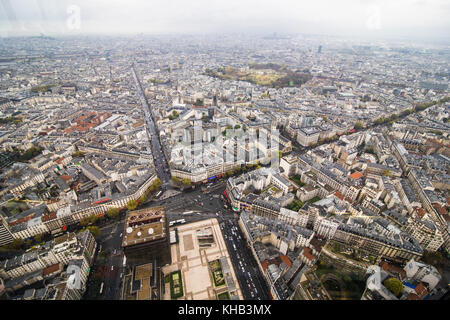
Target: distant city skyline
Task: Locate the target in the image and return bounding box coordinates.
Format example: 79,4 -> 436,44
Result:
0,0 -> 449,42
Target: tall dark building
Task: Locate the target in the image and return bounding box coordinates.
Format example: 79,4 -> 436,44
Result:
318,45 -> 322,54
122,206 -> 170,267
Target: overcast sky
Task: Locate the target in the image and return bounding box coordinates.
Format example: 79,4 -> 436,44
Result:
0,0 -> 449,41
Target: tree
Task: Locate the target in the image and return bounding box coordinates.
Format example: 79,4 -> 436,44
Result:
234,124 -> 241,129
168,110 -> 179,120
97,215 -> 105,224
34,234 -> 43,243
422,250 -> 445,271
88,215 -> 99,225
354,121 -> 363,130
0,116 -> 22,124
182,178 -> 191,186
80,217 -> 90,227
16,146 -> 43,162
151,178 -> 162,190
138,194 -> 147,203
171,176 -> 181,185
86,226 -> 101,239
287,199 -> 304,211
31,84 -> 54,93
106,208 -> 120,219
72,151 -> 85,157
374,117 -> 385,125
365,146 -> 377,155
383,170 -> 391,177
384,278 -> 403,297
11,238 -> 24,250
126,199 -> 138,211
333,242 -> 341,253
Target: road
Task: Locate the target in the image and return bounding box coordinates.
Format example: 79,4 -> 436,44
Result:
84,219 -> 126,300
220,219 -> 272,300
131,64 -> 171,185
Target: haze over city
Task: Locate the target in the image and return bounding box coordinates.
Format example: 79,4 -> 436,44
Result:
0,0 -> 449,42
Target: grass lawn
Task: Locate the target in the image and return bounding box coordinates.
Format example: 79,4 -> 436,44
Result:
287,199 -> 304,211
209,260 -> 225,287
206,65 -> 311,88
308,196 -> 321,203
170,270 -> 184,299
289,175 -> 305,187
217,292 -> 230,300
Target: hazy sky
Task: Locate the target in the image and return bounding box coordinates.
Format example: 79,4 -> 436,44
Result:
0,0 -> 449,41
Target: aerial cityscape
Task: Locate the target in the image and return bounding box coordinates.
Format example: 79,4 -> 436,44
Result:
0,0 -> 449,304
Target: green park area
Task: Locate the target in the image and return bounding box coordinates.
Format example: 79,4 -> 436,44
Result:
287,199 -> 304,212
170,270 -> 184,299
289,174 -> 305,187
314,260 -> 366,300
0,116 -> 22,125
262,185 -> 280,195
327,241 -> 376,264
209,260 -> 225,287
30,84 -> 54,93
217,292 -> 230,300
2,200 -> 29,217
147,78 -> 166,84
307,196 -> 321,204
204,63 -> 311,89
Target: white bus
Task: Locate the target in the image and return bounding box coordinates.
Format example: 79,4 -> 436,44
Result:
155,191 -> 163,198
99,282 -> 104,295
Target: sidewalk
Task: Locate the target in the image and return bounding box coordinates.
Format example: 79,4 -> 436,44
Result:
160,189 -> 182,200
